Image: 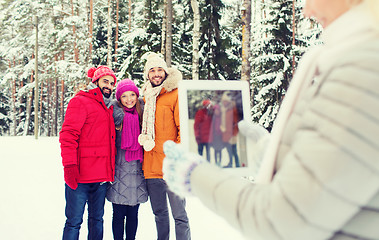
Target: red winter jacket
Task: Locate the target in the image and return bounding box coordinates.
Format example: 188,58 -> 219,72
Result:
194,108 -> 213,143
59,87 -> 116,183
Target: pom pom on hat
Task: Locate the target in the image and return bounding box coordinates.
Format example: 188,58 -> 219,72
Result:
115,79 -> 140,101
143,53 -> 169,81
87,67 -> 97,79
87,65 -> 117,83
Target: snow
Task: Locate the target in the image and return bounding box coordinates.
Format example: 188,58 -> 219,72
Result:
0,136 -> 246,240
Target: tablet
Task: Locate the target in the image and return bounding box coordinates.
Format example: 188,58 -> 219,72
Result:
178,80 -> 253,176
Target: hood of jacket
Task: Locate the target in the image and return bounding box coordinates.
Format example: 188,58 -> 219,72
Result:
161,67 -> 182,92
76,86 -> 104,103
82,82 -> 112,107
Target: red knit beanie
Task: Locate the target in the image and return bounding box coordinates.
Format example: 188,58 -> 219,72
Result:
202,99 -> 211,107
87,66 -> 117,83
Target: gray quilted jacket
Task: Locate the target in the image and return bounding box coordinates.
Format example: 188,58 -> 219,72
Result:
106,100 -> 148,205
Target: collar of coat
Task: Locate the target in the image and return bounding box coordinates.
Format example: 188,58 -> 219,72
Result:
76,86 -> 112,109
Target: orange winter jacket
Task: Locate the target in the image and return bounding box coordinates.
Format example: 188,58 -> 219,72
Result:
142,68 -> 182,179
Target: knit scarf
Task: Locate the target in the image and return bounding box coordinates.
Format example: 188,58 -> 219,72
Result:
138,82 -> 163,151
220,101 -> 233,133
121,106 -> 143,162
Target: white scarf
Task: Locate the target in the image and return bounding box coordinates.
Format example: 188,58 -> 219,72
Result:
138,82 -> 163,151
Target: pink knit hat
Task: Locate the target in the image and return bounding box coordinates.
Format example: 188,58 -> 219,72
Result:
87,66 -> 117,83
116,79 -> 139,101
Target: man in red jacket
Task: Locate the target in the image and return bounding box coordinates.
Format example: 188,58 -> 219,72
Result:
194,99 -> 214,162
59,65 -> 117,240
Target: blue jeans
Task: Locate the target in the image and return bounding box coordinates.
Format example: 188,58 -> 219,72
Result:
225,143 -> 240,168
146,178 -> 191,240
197,143 -> 210,162
112,203 -> 140,240
62,183 -> 108,240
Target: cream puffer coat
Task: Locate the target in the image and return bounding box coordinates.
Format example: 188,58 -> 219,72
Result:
190,4 -> 379,240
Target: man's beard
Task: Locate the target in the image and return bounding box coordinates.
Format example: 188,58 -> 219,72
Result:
151,81 -> 163,87
100,87 -> 112,98
150,76 -> 165,87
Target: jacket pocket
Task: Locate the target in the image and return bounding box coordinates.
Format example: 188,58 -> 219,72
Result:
78,146 -> 110,181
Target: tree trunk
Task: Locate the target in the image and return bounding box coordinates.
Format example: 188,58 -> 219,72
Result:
89,0 -> 93,63
34,16 -> 39,139
39,75 -> 44,135
23,72 -> 33,136
51,75 -> 57,136
165,0 -> 172,67
262,0 -> 267,38
128,0 -> 132,33
241,0 -> 251,82
60,74 -> 65,128
191,0 -> 200,80
10,60 -> 16,136
54,76 -> 59,136
47,80 -> 51,136
114,0 -> 119,66
107,0 -> 112,67
71,0 -> 79,63
161,0 -> 167,57
17,60 -> 23,132
144,0 -> 151,25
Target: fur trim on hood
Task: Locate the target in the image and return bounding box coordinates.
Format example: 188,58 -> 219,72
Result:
161,67 -> 182,92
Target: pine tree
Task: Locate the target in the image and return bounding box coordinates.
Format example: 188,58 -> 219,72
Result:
199,0 -> 240,80
250,0 -> 316,130
0,85 -> 10,135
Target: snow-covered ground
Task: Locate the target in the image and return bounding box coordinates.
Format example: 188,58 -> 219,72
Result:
0,136 -> 246,240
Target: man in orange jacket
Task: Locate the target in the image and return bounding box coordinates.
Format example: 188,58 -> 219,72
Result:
138,52 -> 191,240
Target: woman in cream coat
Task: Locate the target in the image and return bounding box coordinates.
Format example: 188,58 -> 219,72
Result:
162,0 -> 379,239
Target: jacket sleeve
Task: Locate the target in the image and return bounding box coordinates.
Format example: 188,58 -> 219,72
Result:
59,97 -> 87,167
112,100 -> 124,127
232,107 -> 239,136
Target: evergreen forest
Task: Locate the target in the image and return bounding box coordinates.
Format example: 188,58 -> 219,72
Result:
0,0 -> 322,136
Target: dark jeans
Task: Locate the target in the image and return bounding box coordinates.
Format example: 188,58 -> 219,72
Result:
225,143 -> 240,167
146,178 -> 191,240
197,143 -> 210,161
112,203 -> 140,240
62,183 -> 108,240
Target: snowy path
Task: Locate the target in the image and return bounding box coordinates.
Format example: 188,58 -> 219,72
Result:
0,136 -> 245,240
